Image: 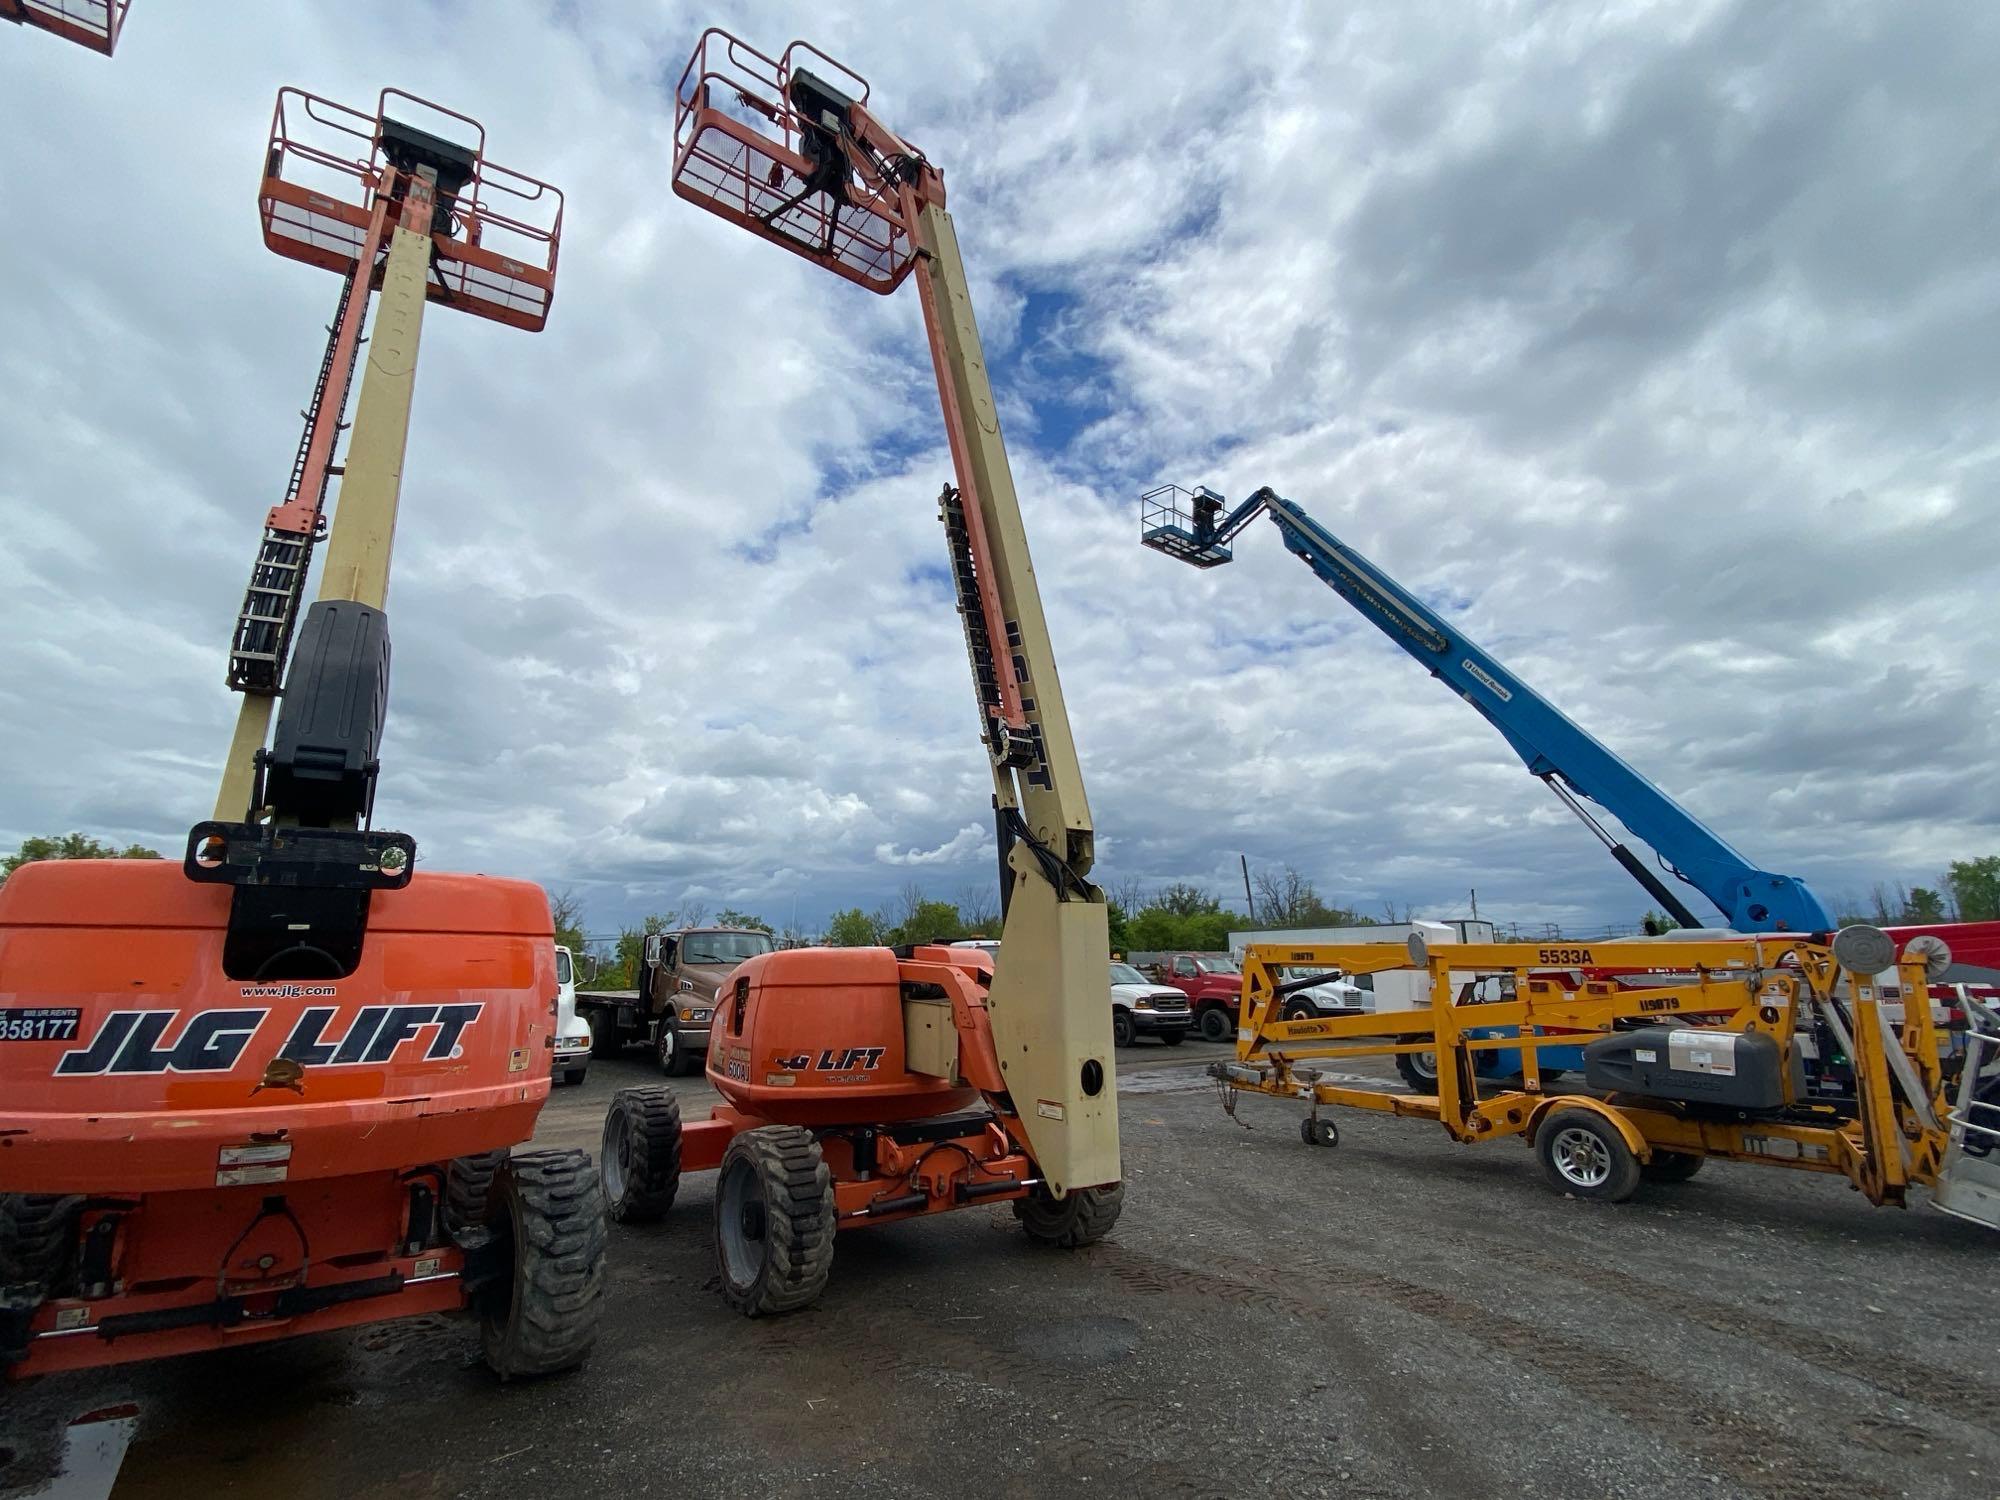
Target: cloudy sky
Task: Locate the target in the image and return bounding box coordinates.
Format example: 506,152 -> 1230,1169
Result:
3,1 -> 1996,941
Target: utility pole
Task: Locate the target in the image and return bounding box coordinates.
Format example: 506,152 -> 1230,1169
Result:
1241,855 -> 1256,923
1469,887 -> 1479,921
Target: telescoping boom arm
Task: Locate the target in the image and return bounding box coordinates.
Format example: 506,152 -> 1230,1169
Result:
1141,484 -> 1835,934
672,33 -> 1117,1194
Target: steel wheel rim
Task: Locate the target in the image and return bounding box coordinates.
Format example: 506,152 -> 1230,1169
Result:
1551,1125 -> 1612,1188
601,1117 -> 630,1203
1413,1049 -> 1438,1079
717,1156 -> 765,1287
658,1023 -> 676,1063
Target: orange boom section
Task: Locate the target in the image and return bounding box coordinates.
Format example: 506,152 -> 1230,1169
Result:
0,859 -> 554,1196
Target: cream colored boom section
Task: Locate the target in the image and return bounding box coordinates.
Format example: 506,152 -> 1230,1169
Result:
316,179 -> 436,613
213,695 -> 275,821
911,200 -> 1118,1197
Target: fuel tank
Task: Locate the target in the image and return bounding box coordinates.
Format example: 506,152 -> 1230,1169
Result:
707,947 -> 981,1125
1582,1025 -> 1785,1112
0,859 -> 554,1193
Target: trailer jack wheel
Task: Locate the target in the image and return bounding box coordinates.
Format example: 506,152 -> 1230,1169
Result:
715,1126 -> 834,1317
479,1148 -> 607,1379
1300,1115 -> 1340,1148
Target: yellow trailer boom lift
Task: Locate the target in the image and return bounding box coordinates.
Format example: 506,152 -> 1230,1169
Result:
1215,926 -> 2000,1228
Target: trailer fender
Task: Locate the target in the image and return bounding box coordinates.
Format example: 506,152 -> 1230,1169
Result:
1527,1095 -> 1652,1163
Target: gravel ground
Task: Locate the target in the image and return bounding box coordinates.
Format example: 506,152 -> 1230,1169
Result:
4,1041 -> 1996,1499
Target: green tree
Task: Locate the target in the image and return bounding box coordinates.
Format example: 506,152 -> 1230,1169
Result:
606,912 -> 679,989
1947,857 -> 2000,922
4,832 -> 162,878
1106,899 -> 1132,958
1155,881 -> 1220,918
1903,886 -> 1948,922
824,907 -> 886,946
714,907 -> 774,934
885,900 -> 965,946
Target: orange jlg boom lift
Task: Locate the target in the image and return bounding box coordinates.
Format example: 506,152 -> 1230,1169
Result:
0,90 -> 605,1379
597,31 -> 1123,1315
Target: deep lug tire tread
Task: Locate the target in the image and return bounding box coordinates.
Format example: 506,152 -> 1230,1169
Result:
1013,1182 -> 1125,1248
446,1151 -> 509,1231
480,1148 -> 607,1379
602,1086 -> 683,1223
0,1193 -> 82,1290
716,1126 -> 835,1317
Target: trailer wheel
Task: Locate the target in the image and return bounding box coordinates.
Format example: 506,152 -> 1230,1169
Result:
1014,1182 -> 1124,1248
480,1148 -> 606,1379
0,1194 -> 81,1289
1640,1150 -> 1705,1184
1299,1116 -> 1340,1148
587,1009 -> 622,1058
714,1126 -> 834,1317
1198,1006 -> 1232,1043
1112,1010 -> 1135,1048
446,1150 -> 509,1231
601,1086 -> 682,1223
1536,1109 -> 1641,1203
1395,1049 -> 1440,1090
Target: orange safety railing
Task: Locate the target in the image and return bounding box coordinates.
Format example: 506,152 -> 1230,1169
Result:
1,0 -> 128,55
671,29 -> 919,295
258,87 -> 565,333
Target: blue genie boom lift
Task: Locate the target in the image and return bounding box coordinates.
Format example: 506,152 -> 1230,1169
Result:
1140,483 -> 1837,935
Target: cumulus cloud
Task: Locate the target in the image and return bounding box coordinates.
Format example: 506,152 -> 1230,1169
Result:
3,1 -> 1996,941
876,825 -> 987,869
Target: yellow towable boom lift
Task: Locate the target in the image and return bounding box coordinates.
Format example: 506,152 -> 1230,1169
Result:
1215,926 -> 2000,1228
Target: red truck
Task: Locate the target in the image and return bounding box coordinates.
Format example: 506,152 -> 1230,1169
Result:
1147,952 -> 1242,1041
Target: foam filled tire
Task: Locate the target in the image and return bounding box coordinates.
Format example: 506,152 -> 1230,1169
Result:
445,1150 -> 509,1232
1536,1108 -> 1641,1203
587,1010 -> 622,1058
714,1126 -> 835,1317
479,1148 -> 606,1379
1640,1150 -> 1705,1184
1112,1010 -> 1135,1048
1159,1029 -> 1186,1046
1395,1049 -> 1440,1090
1014,1182 -> 1124,1248
655,1016 -> 700,1077
601,1086 -> 682,1224
0,1194 -> 81,1289
1197,1006 -> 1232,1043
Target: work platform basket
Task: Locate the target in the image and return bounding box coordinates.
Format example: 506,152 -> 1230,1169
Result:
259,88 -> 564,332
671,29 -> 919,294
1,0 -> 127,55
1140,484 -> 1235,568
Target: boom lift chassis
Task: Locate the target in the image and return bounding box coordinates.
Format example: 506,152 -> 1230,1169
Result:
1215,927 -> 2000,1229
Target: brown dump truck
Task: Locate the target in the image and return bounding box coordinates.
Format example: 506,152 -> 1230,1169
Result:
574,926 -> 775,1075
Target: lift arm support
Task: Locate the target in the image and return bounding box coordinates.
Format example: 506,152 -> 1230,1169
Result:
1145,485 -> 1834,934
